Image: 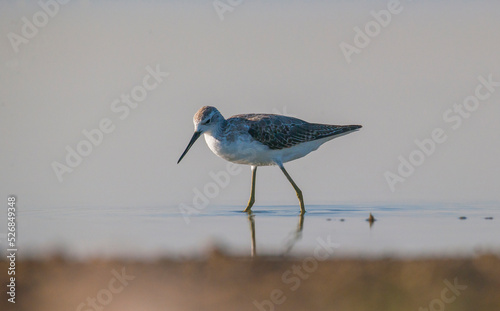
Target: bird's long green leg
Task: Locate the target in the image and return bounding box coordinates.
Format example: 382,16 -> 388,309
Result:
244,166 -> 257,213
278,163 -> 306,214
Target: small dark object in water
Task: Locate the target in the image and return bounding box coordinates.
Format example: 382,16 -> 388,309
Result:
340,218 -> 345,222
485,217 -> 493,220
366,213 -> 376,223
459,216 -> 467,220
326,218 -> 332,221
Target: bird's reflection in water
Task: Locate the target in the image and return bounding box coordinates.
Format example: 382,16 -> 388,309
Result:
283,214 -> 304,255
247,213 -> 304,257
248,214 -> 257,257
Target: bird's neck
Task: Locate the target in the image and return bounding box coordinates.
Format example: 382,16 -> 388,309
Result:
206,119 -> 228,140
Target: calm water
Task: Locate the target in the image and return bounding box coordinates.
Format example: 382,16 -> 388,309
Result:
8,203 -> 500,259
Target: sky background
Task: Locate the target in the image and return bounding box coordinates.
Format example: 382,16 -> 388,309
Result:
1,0 -> 500,212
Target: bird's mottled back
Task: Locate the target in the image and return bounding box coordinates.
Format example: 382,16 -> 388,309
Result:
227,113 -> 361,150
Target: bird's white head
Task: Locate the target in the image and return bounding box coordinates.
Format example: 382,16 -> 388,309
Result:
177,106 -> 224,164
192,106 -> 224,134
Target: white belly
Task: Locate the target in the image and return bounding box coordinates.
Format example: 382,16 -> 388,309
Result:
204,133 -> 333,166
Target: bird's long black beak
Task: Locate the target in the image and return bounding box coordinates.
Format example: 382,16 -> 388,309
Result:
177,131 -> 202,164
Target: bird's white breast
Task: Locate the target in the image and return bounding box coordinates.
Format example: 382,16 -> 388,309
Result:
204,133 -> 275,166
204,132 -> 334,166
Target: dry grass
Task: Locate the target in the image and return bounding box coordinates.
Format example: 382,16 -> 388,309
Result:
1,252 -> 499,311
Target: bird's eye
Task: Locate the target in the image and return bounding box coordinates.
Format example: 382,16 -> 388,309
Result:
204,118 -> 211,124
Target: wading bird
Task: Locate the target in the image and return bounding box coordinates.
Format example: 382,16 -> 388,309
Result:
177,106 -> 361,214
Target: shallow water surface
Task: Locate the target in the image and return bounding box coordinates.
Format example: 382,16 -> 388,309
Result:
13,203 -> 500,259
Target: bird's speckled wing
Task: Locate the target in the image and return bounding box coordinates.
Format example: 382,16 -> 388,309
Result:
230,114 -> 361,150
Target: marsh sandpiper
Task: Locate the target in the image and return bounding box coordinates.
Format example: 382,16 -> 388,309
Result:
177,106 -> 361,214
